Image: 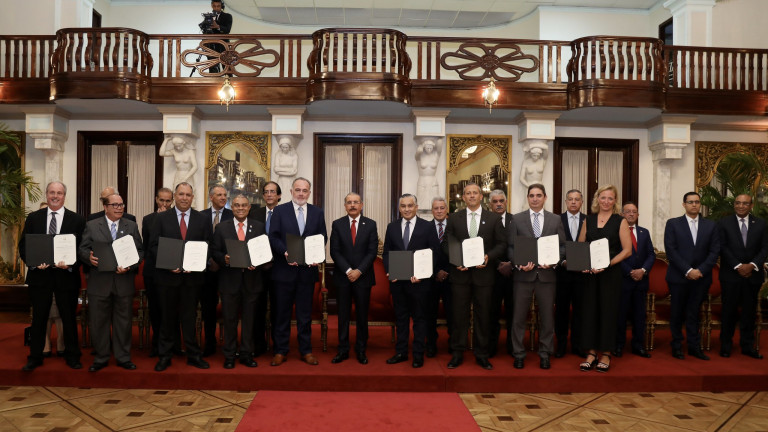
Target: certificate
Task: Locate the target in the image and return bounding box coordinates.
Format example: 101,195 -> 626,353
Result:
247,235 -> 272,267
182,241 -> 208,272
112,235 -> 140,268
537,235 -> 560,266
53,234 -> 77,265
304,234 -> 326,265
388,249 -> 433,281
461,237 -> 485,268
412,248 -> 433,280
589,238 -> 610,270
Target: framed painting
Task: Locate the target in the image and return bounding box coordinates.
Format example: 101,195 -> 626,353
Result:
205,131 -> 271,208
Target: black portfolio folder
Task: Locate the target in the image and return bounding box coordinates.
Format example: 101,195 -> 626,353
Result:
512,236 -> 538,266
565,242 -> 591,271
225,238 -> 250,268
92,241 -> 117,272
156,237 -> 184,270
286,234 -> 306,265
24,234 -> 54,267
388,251 -> 414,281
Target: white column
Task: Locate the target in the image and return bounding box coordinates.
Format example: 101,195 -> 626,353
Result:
513,113 -> 560,212
24,108 -> 69,187
664,0 -> 716,46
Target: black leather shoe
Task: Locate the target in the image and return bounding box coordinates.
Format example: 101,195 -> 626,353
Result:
447,354 -> 463,369
513,357 -> 524,369
688,349 -> 710,361
155,357 -> 171,372
223,358 -> 235,369
331,352 -> 349,364
89,362 -> 108,372
187,356 -> 210,369
22,359 -> 43,371
116,361 -> 137,370
67,360 -> 83,370
356,351 -> 368,365
412,357 -> 424,368
476,358 -> 493,370
240,357 -> 258,367
742,349 -> 764,359
425,346 -> 437,358
612,347 -> 623,358
540,357 -> 551,369
386,353 -> 408,364
719,350 -> 731,358
672,349 -> 685,359
631,348 -> 651,358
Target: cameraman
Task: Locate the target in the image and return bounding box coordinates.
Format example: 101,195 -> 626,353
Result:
201,0 -> 232,74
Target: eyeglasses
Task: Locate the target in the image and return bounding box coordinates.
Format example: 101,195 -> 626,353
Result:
232,203 -> 250,208
685,200 -> 701,205
263,190 -> 278,195
107,203 -> 125,209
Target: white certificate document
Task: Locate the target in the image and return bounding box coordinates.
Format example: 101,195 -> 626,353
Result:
413,248 -> 433,280
462,237 -> 485,267
247,235 -> 273,267
112,235 -> 140,268
537,235 -> 560,266
590,238 -> 611,270
304,234 -> 326,265
182,241 -> 208,272
53,234 -> 77,265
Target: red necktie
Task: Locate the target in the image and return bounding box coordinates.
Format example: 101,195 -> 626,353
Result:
237,222 -> 245,241
630,226 -> 638,251
180,212 -> 187,240
351,219 -> 357,245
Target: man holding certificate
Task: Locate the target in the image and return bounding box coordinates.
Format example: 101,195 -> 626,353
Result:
78,192 -> 143,372
19,181 -> 86,371
444,183 -> 507,370
210,194 -> 265,369
508,183 -> 565,370
268,177 -> 327,366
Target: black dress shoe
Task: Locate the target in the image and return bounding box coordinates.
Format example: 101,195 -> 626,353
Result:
412,357 -> 424,368
223,358 -> 235,369
155,357 -> 171,372
22,359 -> 43,371
612,347 -> 623,358
386,353 -> 408,364
116,361 -> 137,370
476,358 -> 493,370
89,362 -> 108,372
356,351 -> 368,365
631,348 -> 651,358
447,354 -> 463,369
425,346 -> 437,358
742,349 -> 764,359
331,352 -> 349,364
240,357 -> 258,367
513,357 -> 524,369
67,360 -> 83,370
688,349 -> 710,361
187,356 -> 210,369
672,349 -> 685,359
540,357 -> 551,369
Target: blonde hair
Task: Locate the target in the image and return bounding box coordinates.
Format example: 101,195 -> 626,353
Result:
590,185 -> 622,214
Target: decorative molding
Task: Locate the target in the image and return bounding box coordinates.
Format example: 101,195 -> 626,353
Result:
695,141 -> 768,189
441,43 -> 539,81
205,131 -> 271,172
447,134 -> 511,175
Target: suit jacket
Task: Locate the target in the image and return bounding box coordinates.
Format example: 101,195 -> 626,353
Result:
561,211 -> 586,242
620,224 -> 656,288
211,217 -> 265,292
88,210 -> 136,223
495,212 -> 514,266
664,215 -> 720,285
149,207 -> 213,287
268,201 -> 328,284
249,205 -> 267,223
200,207 -> 234,232
383,217 -> 439,276
19,207 -> 85,287
78,217 -> 144,297
330,215 -> 378,288
442,209 -> 507,286
432,219 -> 451,274
212,11 -> 232,35
718,214 -> 768,285
508,210 -> 566,283
141,211 -> 159,277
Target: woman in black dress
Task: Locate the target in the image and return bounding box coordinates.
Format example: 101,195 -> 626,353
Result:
577,185 -> 632,372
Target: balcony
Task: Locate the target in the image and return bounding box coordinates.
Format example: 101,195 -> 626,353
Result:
0,27 -> 766,116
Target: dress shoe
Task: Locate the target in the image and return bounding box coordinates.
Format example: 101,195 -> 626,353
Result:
719,350 -> 731,358
513,357 -> 525,369
89,362 -> 108,372
223,358 -> 235,369
202,346 -> 216,358
22,359 -> 42,371
116,361 -> 137,370
240,357 -> 258,367
447,354 -> 463,369
66,360 -> 83,370
356,351 -> 368,365
612,347 -> 623,358
301,353 -> 319,365
742,349 -> 764,359
270,354 -> 286,366
412,357 -> 424,368
476,358 -> 493,370
672,349 -> 685,359
331,352 -> 349,364
540,357 -> 551,370
154,357 -> 171,372
631,348 -> 651,358
386,353 -> 409,364
425,346 -> 437,358
688,349 -> 710,361
187,356 -> 210,369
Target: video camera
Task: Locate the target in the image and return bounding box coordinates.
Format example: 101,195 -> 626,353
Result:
199,12 -> 216,34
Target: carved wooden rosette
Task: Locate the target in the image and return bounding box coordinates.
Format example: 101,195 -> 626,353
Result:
695,141 -> 768,189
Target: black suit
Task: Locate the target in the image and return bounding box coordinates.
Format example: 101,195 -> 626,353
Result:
204,11 -> 232,74
149,208 -> 213,360
199,207 -> 234,353
490,212 -> 514,356
555,211 -> 586,354
211,217 -> 265,359
329,215 -> 378,354
19,207 -> 85,364
426,218 -> 453,353
88,210 -> 136,222
718,214 -> 768,353
248,205 -> 276,354
617,224 -> 655,352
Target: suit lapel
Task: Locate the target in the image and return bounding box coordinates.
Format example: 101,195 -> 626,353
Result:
523,212 -> 534,237
98,218 -> 112,240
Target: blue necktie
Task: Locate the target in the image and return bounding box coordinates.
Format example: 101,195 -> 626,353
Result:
533,212 -> 541,238
110,222 -> 117,240
297,206 -> 305,235
266,210 -> 272,233
403,220 -> 410,249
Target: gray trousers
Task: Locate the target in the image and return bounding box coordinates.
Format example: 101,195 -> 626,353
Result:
89,286 -> 133,364
512,279 -> 555,359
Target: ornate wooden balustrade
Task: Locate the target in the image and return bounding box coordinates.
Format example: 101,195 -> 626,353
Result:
1,28 -> 766,116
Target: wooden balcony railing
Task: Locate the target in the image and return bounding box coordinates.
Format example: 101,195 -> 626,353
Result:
665,45 -> 768,91
0,35 -> 55,78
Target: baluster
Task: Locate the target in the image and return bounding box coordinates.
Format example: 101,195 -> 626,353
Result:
93,31 -> 102,71
740,51 -> 747,90
425,41 -> 431,80
416,41 -> 422,79
21,39 -> 29,77
131,34 -> 139,71
607,40 -> 615,79
372,34 -> 378,73
342,32 -> 348,72
756,53 -> 763,91
296,39 -> 302,78
746,52 -> 754,91
352,33 -> 358,72
76,32 -> 85,72
579,41 -> 587,80
11,39 -> 19,77
101,32 -> 110,71
85,31 -> 93,71
175,38 -> 181,77
157,39 -> 165,78
556,44 -> 561,83
599,40 -> 606,79
696,50 -> 703,89
31,40 -> 39,78
729,51 -> 736,90
629,42 -> 638,80
380,33 -> 386,72
389,33 -> 396,73
288,39 -> 295,78
436,41 -> 441,80
122,33 -> 129,70
322,32 -> 330,73
538,45 -> 544,82
279,39 -> 285,78
332,33 -> 338,72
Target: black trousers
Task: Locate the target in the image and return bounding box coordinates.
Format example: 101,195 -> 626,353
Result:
720,279 -> 760,352
28,281 -> 81,363
616,279 -> 648,352
489,273 -> 513,354
450,280 -> 493,359
252,270 -> 273,355
668,280 -> 708,351
390,280 -> 428,357
426,278 -> 453,349
221,278 -> 261,359
158,282 -> 202,359
555,271 -> 583,351
336,281 -> 371,353
201,271 -> 220,350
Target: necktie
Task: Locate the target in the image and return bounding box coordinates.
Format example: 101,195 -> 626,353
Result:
351,219 -> 357,245
438,221 -> 444,243
630,226 -> 638,251
570,215 -> 578,240
297,206 -> 305,235
237,222 -> 245,241
111,222 -> 117,241
180,212 -> 187,240
403,220 -> 411,249
533,212 -> 541,238
741,218 -> 748,246
690,219 -> 697,245
213,210 -> 220,228
49,212 -> 57,235
266,210 -> 273,233
469,212 -> 478,238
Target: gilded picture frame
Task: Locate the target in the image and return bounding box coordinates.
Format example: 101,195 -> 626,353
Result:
205,131 -> 271,208
446,134 -> 511,212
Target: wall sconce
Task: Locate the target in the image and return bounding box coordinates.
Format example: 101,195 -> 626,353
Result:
482,77 -> 500,113
218,77 -> 236,111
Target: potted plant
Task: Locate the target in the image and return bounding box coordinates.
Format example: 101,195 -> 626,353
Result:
699,151 -> 768,221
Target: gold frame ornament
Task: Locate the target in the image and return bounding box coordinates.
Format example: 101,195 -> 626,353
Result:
205,131 -> 271,207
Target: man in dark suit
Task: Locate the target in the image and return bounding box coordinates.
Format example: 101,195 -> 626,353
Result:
383,193 -> 440,368
78,192 -> 144,372
210,194 -> 265,369
150,182 -> 213,371
555,189 -> 586,358
426,197 -> 452,358
199,184 -> 234,356
508,183 -> 565,370
717,194 -> 768,359
488,189 -> 514,357
268,177 -> 327,366
203,0 -> 232,74
87,186 -> 137,222
444,183 -> 507,370
329,192 -> 378,365
248,180 -> 281,356
615,202 -> 655,358
19,181 -> 86,371
664,191 -> 720,361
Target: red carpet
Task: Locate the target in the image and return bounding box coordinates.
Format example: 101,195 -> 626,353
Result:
237,391 -> 479,432
1,321 -> 767,392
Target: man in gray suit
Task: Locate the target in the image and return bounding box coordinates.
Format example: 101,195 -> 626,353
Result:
78,192 -> 144,372
508,183 -> 565,370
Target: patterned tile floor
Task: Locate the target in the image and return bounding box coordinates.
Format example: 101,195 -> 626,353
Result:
0,387 -> 766,431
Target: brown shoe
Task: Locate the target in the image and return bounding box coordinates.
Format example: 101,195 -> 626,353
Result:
301,353 -> 319,365
270,353 -> 287,366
